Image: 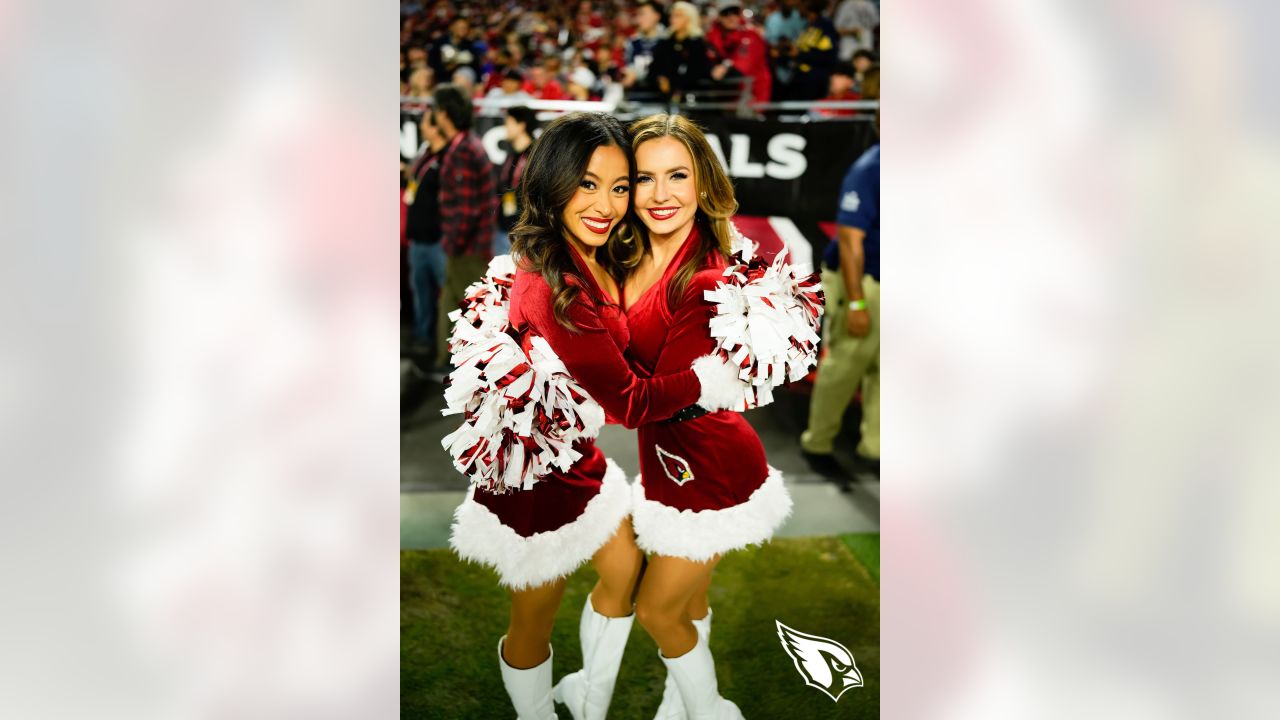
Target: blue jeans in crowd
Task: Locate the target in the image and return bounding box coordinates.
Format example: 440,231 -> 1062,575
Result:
493,228 -> 511,256
407,242 -> 446,345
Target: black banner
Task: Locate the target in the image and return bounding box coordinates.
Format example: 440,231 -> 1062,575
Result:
401,110 -> 876,232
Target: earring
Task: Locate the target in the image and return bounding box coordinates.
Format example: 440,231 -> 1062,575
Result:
700,191 -> 707,198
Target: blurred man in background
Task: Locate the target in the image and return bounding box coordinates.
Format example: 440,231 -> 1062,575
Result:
802,138 -> 880,480
790,0 -> 839,100
523,62 -> 567,100
624,1 -> 667,92
834,0 -> 879,61
707,0 -> 772,105
814,62 -> 859,117
403,111 -> 449,364
430,84 -> 498,374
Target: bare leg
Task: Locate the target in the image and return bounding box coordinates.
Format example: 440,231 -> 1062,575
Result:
589,517 -> 644,617
635,554 -> 720,658
504,577 -> 568,668
684,569 -> 713,623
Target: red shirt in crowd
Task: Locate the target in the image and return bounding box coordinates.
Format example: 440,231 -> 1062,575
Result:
523,78 -> 567,100
439,130 -> 498,257
816,89 -> 861,117
706,24 -> 772,104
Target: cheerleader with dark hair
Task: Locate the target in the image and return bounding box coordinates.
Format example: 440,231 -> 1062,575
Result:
442,112 -> 744,720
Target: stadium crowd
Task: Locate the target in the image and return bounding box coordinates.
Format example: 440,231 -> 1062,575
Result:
400,0 -> 879,107
401,1 -> 883,480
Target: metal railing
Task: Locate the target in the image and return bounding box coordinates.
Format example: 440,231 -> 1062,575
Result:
401,94 -> 879,121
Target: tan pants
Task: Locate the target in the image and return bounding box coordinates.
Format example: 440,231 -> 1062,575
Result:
801,269 -> 879,459
435,253 -> 491,368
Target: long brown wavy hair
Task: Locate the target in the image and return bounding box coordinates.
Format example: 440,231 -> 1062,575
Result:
510,112 -> 636,331
621,114 -> 737,311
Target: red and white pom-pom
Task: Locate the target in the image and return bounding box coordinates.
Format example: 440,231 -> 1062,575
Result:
440,255 -> 605,493
702,231 -> 825,410
446,254 -> 517,353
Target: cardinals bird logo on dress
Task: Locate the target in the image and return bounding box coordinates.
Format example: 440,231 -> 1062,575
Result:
775,620 -> 864,702
654,445 -> 695,486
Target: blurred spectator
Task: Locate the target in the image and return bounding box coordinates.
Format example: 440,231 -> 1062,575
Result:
624,1 -> 667,90
766,0 -> 808,100
452,66 -> 478,98
406,44 -> 428,71
403,112 -> 450,361
790,0 -> 839,100
802,140 -> 880,480
493,106 -> 537,255
566,65 -> 598,100
485,68 -> 533,103
813,62 -> 858,117
430,84 -> 498,371
406,66 -> 434,98
833,0 -> 879,61
431,16 -> 486,79
860,65 -> 879,102
573,0 -> 608,43
476,48 -> 511,96
651,1 -> 715,102
706,0 -> 772,105
852,48 -> 877,94
399,0 -> 874,109
764,0 -> 807,45
593,32 -> 628,83
544,56 -> 567,84
524,62 -> 568,100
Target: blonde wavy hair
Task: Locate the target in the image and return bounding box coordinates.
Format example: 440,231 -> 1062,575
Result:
669,1 -> 704,39
619,113 -> 738,310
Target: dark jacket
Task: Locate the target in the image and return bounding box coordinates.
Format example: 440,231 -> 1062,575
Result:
651,35 -> 715,98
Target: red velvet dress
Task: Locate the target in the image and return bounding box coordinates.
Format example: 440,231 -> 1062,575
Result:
450,244 -> 703,589
626,224 -> 793,561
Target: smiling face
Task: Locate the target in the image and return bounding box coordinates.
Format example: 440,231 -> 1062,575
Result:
634,136 -> 699,240
560,144 -> 632,253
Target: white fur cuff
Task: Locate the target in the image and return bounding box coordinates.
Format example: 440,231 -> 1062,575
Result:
691,354 -> 747,412
631,466 -> 793,562
449,459 -> 632,590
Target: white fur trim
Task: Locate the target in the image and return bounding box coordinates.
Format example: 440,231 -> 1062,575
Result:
631,466 -> 792,561
449,459 -> 631,590
692,354 -> 748,412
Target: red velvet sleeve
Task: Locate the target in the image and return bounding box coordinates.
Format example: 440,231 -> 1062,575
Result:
651,269 -> 723,377
522,279 -> 701,428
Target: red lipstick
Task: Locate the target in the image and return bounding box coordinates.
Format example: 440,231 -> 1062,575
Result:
581,216 -> 613,235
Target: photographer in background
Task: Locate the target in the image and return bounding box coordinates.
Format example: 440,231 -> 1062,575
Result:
492,106 -> 536,256
403,111 -> 449,364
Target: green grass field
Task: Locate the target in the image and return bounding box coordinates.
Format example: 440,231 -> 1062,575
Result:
402,533 -> 879,719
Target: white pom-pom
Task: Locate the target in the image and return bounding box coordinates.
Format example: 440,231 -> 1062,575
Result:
703,234 -> 825,410
440,256 -> 605,493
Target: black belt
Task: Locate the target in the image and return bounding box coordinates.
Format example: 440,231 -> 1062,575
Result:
661,404 -> 710,424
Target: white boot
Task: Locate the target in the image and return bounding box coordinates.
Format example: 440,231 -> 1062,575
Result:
653,609 -> 713,720
552,594 -> 635,720
499,636 -> 559,719
660,631 -> 743,720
